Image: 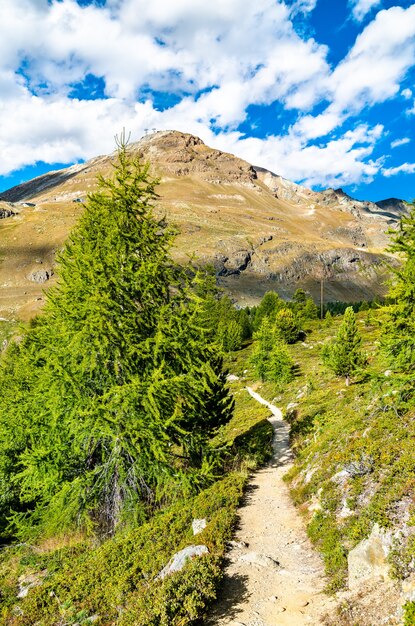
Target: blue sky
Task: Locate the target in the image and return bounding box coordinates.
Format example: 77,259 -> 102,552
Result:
0,0 -> 414,202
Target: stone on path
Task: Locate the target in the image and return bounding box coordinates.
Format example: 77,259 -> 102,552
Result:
239,551 -> 280,569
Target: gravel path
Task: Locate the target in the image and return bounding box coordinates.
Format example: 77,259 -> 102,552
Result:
206,386 -> 337,626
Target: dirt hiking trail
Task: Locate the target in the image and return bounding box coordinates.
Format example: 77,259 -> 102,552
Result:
206,387 -> 337,626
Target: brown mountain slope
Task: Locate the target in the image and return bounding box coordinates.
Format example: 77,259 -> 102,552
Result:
0,130 -> 408,320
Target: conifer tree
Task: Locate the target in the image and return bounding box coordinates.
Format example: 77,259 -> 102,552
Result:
253,291 -> 283,330
274,308 -> 300,343
0,137 -> 233,539
322,306 -> 365,385
250,317 -> 294,383
250,317 -> 275,381
382,202 -> 415,372
267,340 -> 294,385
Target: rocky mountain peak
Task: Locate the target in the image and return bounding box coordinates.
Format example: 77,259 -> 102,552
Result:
132,130 -> 258,185
0,130 -> 409,318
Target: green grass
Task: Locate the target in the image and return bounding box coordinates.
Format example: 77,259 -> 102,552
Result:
254,310 -> 415,592
0,320 -> 16,347
0,382 -> 273,625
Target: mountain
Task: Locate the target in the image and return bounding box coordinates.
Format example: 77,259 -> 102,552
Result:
0,130 -> 409,320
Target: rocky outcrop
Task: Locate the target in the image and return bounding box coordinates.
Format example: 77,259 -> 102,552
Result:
0,130 -> 408,318
192,519 -> 207,535
348,524 -> 392,590
0,207 -> 15,219
136,131 -> 258,185
27,269 -> 52,284
218,250 -> 252,276
157,545 -> 209,579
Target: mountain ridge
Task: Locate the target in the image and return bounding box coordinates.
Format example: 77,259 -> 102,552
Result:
0,130 -> 409,319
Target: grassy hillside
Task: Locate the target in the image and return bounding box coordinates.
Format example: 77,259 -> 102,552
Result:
3,304 -> 415,624
235,308 -> 415,624
0,385 -> 272,625
0,131 -> 403,320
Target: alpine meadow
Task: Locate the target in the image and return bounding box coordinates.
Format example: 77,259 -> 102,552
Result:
1,1 -> 415,623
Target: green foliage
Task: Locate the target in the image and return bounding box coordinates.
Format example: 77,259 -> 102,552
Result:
250,317 -> 275,381
274,307 -> 301,344
249,317 -> 294,384
382,201 -> 415,373
197,280 -> 251,352
404,601 -> 415,626
252,291 -> 283,330
0,140 -> 234,541
292,289 -> 318,322
292,288 -> 307,307
302,297 -> 319,320
324,310 -> 333,326
0,383 -> 272,625
322,307 -> 366,381
267,342 -> 295,385
307,511 -> 347,592
217,318 -> 243,352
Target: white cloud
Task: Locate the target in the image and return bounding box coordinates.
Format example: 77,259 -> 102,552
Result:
292,111 -> 342,140
383,162 -> 415,177
391,137 -> 410,149
349,0 -> 382,22
0,0 -> 413,193
288,0 -> 318,16
402,88 -> 413,99
206,123 -> 385,188
330,5 -> 415,113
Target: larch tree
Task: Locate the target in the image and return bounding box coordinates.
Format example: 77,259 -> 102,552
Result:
322,306 -> 366,385
382,202 -> 415,373
0,137 -> 233,540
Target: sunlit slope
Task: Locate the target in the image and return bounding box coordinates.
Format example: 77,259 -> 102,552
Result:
0,131 -> 407,319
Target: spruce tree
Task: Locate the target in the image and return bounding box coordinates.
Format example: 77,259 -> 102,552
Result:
0,137 -> 233,539
322,306 -> 365,385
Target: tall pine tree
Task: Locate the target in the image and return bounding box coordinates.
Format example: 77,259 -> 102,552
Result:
382,202 -> 415,372
0,137 -> 233,539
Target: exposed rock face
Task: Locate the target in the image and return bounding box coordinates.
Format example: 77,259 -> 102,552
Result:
0,200 -> 17,219
0,208 -> 15,219
376,197 -> 410,218
348,524 -> 392,590
137,131 -> 258,185
0,130 -> 408,318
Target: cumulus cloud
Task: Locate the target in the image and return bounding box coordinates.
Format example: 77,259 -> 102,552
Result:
0,0 -> 413,190
207,123 -> 385,188
402,88 -> 413,99
349,0 -> 382,22
391,137 -> 411,149
330,5 -> 415,113
383,162 -> 415,177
